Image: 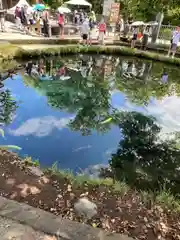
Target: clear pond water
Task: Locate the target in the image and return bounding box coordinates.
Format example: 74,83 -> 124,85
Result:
1,54 -> 180,174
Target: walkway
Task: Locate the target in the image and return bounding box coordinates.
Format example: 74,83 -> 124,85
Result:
0,21 -> 173,46
0,196 -> 132,240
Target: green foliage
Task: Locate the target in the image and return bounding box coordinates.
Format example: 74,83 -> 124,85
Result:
24,156 -> 40,167
159,28 -> 172,41
18,45 -> 180,66
109,111 -> 180,195
43,0 -> 63,9
2,44 -> 180,66
166,7 -> 180,25
46,162 -> 180,212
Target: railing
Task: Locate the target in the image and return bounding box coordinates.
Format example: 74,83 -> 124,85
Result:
159,25 -> 175,41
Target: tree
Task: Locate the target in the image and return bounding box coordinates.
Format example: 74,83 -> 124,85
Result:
43,0 -> 64,9
110,111 -> 180,194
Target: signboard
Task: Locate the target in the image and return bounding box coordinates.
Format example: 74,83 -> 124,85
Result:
103,0 -> 114,17
109,3 -> 120,23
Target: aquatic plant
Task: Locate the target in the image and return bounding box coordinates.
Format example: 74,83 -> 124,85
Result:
0,128 -> 21,151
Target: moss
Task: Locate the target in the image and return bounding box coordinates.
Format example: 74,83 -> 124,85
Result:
0,44 -> 23,60
0,44 -> 180,66
0,60 -> 19,73
10,45 -> 180,66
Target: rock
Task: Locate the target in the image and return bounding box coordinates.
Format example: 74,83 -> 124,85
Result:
28,166 -> 43,177
74,197 -> 97,220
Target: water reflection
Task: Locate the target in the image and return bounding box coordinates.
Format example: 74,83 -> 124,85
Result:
110,111 -> 180,194
0,89 -> 18,126
9,116 -> 73,137
1,54 -> 180,175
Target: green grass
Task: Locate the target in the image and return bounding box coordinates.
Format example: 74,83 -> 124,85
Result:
45,161 -> 180,212
1,44 -> 180,66
23,156 -> 40,167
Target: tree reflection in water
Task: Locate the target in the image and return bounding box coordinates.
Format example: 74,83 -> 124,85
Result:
111,111 -> 180,194
0,89 -> 18,126
21,55 -> 180,192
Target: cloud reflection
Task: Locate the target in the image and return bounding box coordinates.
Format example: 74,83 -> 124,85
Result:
115,95 -> 180,139
9,116 -> 73,137
146,95 -> 180,138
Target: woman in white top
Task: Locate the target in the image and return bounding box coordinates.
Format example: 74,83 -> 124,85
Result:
168,26 -> 180,58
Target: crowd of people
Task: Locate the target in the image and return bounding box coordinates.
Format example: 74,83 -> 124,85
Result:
12,5 -> 106,42
14,5 -> 51,37
0,2 -> 179,57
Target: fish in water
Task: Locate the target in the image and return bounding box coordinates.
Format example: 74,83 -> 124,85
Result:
100,117 -> 112,124
73,145 -> 92,152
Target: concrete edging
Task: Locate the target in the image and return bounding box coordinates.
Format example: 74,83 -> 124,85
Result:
0,196 -> 133,240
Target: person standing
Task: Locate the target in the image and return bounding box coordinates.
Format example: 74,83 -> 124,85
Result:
14,6 -> 22,31
141,26 -> 149,50
131,27 -> 138,48
0,8 -> 6,32
58,13 -> 64,38
167,26 -> 180,58
79,9 -> 84,24
119,15 -> 124,34
80,18 -> 90,45
98,18 -> 106,45
20,6 -> 28,33
42,8 -> 50,37
88,18 -> 94,45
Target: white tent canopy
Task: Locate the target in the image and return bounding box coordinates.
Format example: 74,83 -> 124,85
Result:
65,0 -> 92,7
58,6 -> 71,13
7,0 -> 30,14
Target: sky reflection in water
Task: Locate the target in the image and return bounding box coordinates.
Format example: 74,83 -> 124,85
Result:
1,55 -> 180,172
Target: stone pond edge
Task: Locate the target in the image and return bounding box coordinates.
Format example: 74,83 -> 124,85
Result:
0,196 -> 133,240
1,44 -> 180,66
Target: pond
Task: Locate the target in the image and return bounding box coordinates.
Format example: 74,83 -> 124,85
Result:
1,54 -> 180,176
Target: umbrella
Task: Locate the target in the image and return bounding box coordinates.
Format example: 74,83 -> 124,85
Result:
33,4 -> 45,11
58,6 -> 71,13
65,0 -> 92,7
131,21 -> 144,26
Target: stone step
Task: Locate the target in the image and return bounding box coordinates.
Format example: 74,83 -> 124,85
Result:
0,196 -> 134,240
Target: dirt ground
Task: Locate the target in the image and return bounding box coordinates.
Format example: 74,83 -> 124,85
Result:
0,149 -> 179,240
